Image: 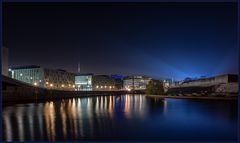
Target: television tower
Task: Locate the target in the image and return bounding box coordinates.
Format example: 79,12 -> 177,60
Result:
78,62 -> 81,73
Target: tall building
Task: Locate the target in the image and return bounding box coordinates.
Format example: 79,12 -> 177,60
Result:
2,47 -> 8,76
92,75 -> 117,91
123,75 -> 151,91
75,73 -> 93,91
9,65 -> 75,90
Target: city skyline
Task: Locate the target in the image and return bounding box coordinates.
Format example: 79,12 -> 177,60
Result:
2,2 -> 238,142
3,2 -> 238,80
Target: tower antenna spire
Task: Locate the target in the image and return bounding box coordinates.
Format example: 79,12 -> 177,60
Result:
78,62 -> 80,73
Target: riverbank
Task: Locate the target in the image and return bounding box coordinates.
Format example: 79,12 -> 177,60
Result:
145,94 -> 238,100
2,89 -> 145,105
3,91 -> 122,104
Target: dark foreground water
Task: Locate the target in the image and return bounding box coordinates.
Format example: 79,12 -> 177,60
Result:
3,94 -> 238,141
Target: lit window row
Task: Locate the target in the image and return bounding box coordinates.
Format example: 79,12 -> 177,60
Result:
95,85 -> 115,89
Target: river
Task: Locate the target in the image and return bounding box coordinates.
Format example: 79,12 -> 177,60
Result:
2,94 -> 238,141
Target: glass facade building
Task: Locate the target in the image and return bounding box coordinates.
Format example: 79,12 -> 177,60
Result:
75,74 -> 93,91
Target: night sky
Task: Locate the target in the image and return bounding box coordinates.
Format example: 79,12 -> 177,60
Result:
3,2 -> 238,80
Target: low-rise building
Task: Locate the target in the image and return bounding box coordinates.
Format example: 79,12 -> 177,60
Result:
180,74 -> 238,87
123,75 -> 151,91
111,74 -> 124,90
169,74 -> 238,94
9,65 -> 75,90
92,75 -> 117,91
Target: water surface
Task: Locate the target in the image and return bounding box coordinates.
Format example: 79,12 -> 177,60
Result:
3,94 -> 238,141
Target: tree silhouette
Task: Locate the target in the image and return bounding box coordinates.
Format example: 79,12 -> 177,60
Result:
145,79 -> 164,95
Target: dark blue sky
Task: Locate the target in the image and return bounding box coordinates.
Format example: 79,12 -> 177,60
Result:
3,3 -> 238,80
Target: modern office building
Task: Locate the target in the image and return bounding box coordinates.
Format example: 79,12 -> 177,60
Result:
123,75 -> 151,91
75,73 -> 93,91
92,75 -> 117,91
9,65 -> 75,90
2,47 -> 8,76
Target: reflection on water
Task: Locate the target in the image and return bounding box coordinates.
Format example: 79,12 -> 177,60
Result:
44,102 -> 56,141
3,94 -> 237,141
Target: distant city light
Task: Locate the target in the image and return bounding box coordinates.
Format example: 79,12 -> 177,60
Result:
101,86 -> 103,88
20,73 -> 23,76
96,85 -> 99,88
50,84 -> 53,87
33,82 -> 38,86
61,84 -> 65,87
104,85 -> 107,88
46,82 -> 49,84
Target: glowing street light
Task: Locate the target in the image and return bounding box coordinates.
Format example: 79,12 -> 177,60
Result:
50,84 -> 53,87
